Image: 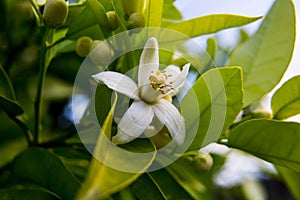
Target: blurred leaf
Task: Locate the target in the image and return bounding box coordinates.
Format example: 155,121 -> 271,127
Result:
130,174 -> 165,200
11,148 -> 81,200
167,157 -> 206,199
146,0 -> 164,27
276,165 -> 300,200
63,2 -> 86,27
66,0 -> 110,40
163,0 -> 182,20
0,64 -> 23,116
0,136 -> 27,168
0,188 -> 61,200
184,67 -> 243,150
229,0 -> 295,106
272,75 -> 300,120
228,119 -> 300,173
76,94 -> 156,199
165,15 -> 262,38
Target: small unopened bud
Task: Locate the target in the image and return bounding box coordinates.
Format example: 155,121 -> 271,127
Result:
76,36 -> 93,57
89,41 -> 115,66
106,11 -> 118,30
120,0 -> 145,17
253,111 -> 272,119
193,152 -> 213,172
128,12 -> 145,28
43,0 -> 68,28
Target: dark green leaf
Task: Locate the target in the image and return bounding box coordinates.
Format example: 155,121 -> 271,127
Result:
272,75 -> 300,120
0,188 -> 61,200
165,14 -> 262,38
229,0 -> 296,106
228,119 -> 300,172
183,67 -> 243,150
11,148 -> 81,200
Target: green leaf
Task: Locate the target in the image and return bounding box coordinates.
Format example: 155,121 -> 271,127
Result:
165,14 -> 262,38
11,148 -> 81,200
0,188 -> 61,200
183,67 -> 243,150
76,94 -> 156,199
162,0 -> 182,20
229,0 -> 296,106
146,0 -> 164,27
66,0 -> 109,40
166,157 -> 206,199
272,75 -> 300,120
0,64 -> 23,116
276,166 -> 300,200
148,169 -> 192,199
228,119 -> 300,173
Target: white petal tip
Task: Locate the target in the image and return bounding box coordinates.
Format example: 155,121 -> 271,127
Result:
145,37 -> 158,49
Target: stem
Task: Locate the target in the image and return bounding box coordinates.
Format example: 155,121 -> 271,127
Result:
33,27 -> 52,144
10,115 -> 33,145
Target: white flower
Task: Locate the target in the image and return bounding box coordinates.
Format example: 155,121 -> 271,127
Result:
92,37 -> 190,145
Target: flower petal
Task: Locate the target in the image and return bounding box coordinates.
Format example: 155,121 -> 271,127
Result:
152,99 -> 185,145
138,37 -> 159,88
172,63 -> 190,89
92,71 -> 140,100
112,101 -> 154,144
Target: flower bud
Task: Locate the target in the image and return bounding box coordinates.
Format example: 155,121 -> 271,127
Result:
89,41 -> 115,66
193,152 -> 213,172
43,0 -> 68,28
128,12 -> 145,28
120,0 -> 145,17
106,11 -> 118,30
76,36 -> 93,57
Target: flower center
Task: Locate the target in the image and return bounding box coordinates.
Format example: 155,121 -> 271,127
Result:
149,70 -> 174,94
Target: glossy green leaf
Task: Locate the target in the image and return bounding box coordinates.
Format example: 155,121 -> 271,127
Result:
183,67 -> 243,150
0,188 -> 61,200
66,0 -> 109,40
228,119 -> 300,172
146,0 -> 164,27
229,0 -> 296,106
165,14 -> 261,38
272,75 -> 300,120
76,94 -> 156,199
166,157 -> 206,199
0,64 -> 23,116
276,165 -> 300,200
11,148 -> 81,200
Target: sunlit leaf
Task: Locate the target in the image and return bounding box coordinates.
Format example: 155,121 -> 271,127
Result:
146,0 -> 164,27
163,0 -> 182,20
165,14 -> 262,38
11,148 -> 81,200
76,94 -> 156,199
183,67 -> 243,150
229,0 -> 296,106
0,64 -> 23,116
228,119 -> 300,173
272,75 -> 300,120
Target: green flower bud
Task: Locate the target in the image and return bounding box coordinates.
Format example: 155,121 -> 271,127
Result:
76,36 -> 93,57
120,0 -> 145,17
253,111 -> 272,119
43,0 -> 68,28
193,152 -> 213,172
128,12 -> 145,28
106,11 -> 118,30
89,41 -> 115,66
